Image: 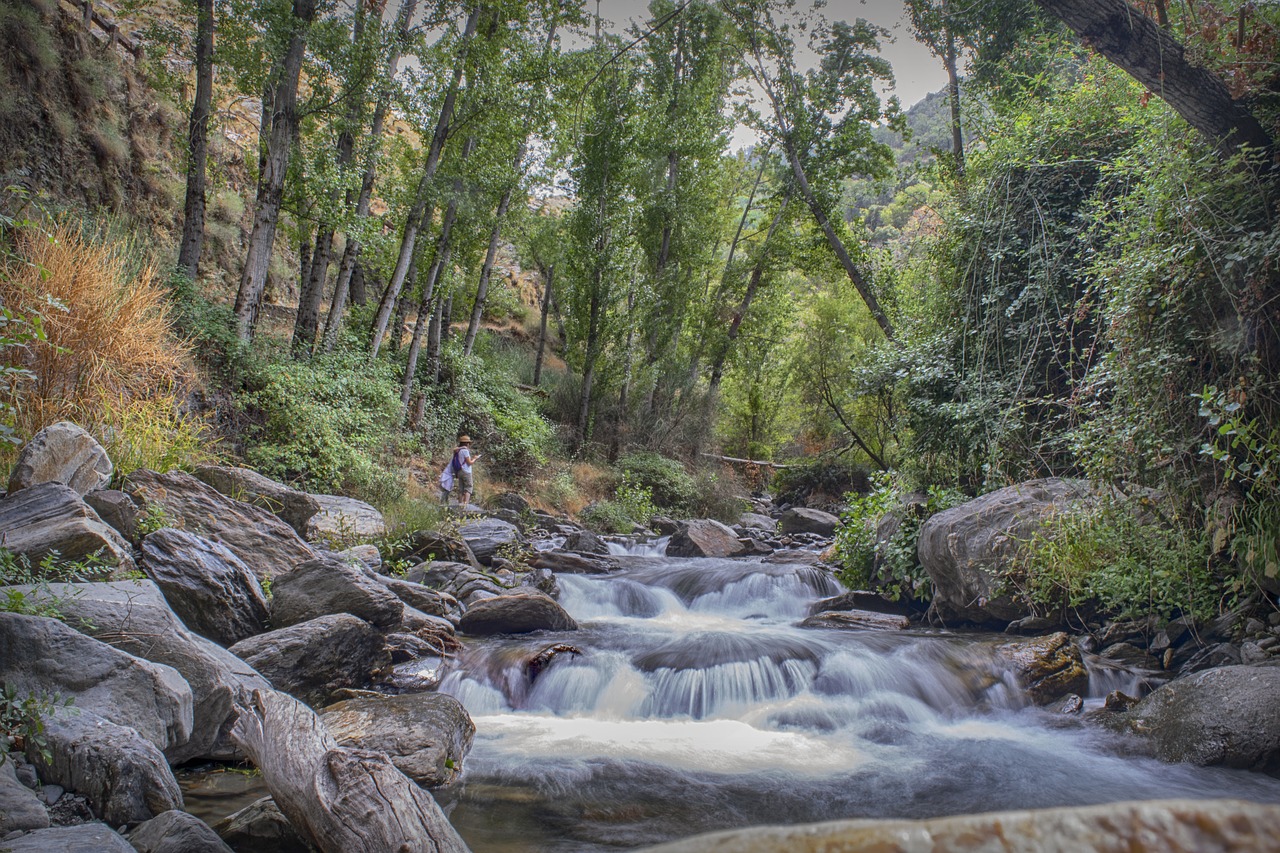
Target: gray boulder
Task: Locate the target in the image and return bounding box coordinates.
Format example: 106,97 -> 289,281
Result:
1115,664 -> 1280,772
304,494 -> 386,545
10,580 -> 269,763
270,556 -> 404,631
229,614 -> 389,707
127,809 -> 234,853
123,469 -> 315,579
563,528 -> 609,555
408,561 -> 510,607
738,512 -> 778,533
458,591 -> 578,636
213,797 -> 310,853
386,529 -> 480,567
0,823 -> 135,852
0,612 -> 192,755
778,507 -> 839,537
6,421 -> 112,496
194,465 -> 320,537
666,519 -> 746,559
338,543 -> 381,571
320,692 -> 475,787
140,529 -> 270,646
0,757 -> 49,833
0,482 -> 134,571
381,576 -> 457,619
917,478 -> 1096,624
458,517 -> 522,566
799,610 -> 910,631
83,489 -> 142,542
530,550 -> 619,575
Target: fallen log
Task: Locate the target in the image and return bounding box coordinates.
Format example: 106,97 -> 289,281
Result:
699,452 -> 792,469
231,689 -> 470,853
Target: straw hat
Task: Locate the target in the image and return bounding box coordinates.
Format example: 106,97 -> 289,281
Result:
458,435 -> 472,444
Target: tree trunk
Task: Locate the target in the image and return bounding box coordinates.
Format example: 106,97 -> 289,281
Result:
943,28 -> 964,175
427,292 -> 443,381
1035,0 -> 1274,162
176,0 -> 213,279
462,171 -> 519,357
532,263 -> 554,386
232,0 -> 319,342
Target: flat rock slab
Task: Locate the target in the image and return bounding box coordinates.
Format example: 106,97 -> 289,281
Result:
128,808 -> 234,853
305,494 -> 386,544
0,482 -> 134,571
459,591 -> 579,635
229,614 -> 389,708
195,465 -> 320,537
124,469 -> 315,579
0,822 -> 136,852
320,692 -> 475,787
799,610 -> 910,631
270,556 -> 404,631
666,519 -> 746,559
7,421 -> 112,496
458,517 -> 523,566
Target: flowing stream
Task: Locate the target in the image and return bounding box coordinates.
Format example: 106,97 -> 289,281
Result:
438,550 -> 1280,852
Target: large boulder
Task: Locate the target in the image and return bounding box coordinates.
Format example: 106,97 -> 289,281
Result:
917,478 -> 1097,624
0,757 -> 49,833
738,512 -> 778,533
408,561 -> 510,607
6,421 -> 112,496
320,692 -> 475,787
778,507 -> 839,537
633,799 -> 1280,853
213,797 -> 311,853
563,528 -> 609,555
1114,664 -> 1280,772
0,482 -> 134,571
194,465 -> 320,537
140,528 -> 270,646
229,614 -> 389,707
123,469 -> 315,579
0,823 -> 136,852
270,556 -> 404,631
127,809 -> 234,853
11,580 -> 270,763
0,612 -> 192,755
993,632 -> 1089,705
304,494 -> 386,545
458,517 -> 523,566
666,520 -> 747,559
458,591 -> 578,636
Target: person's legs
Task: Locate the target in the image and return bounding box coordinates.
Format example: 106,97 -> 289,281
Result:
459,469 -> 474,507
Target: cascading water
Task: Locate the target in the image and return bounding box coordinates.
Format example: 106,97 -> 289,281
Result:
436,555 -> 1280,851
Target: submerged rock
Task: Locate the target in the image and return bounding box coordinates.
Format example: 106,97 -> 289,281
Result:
994,632 -> 1089,706
213,796 -> 310,853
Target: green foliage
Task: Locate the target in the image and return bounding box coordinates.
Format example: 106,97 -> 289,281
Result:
832,473 -> 898,588
0,550 -> 100,618
616,452 -> 695,515
135,502 -> 177,538
773,457 -> 870,507
1,683 -> 72,765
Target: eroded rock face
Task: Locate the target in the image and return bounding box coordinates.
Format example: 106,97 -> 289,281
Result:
194,465 -> 321,537
305,494 -> 387,544
1115,664 -> 1280,773
666,520 -> 746,559
140,528 -> 270,646
127,808 -> 234,853
408,561 -> 510,607
458,592 -> 579,636
228,614 -> 389,707
778,507 -> 839,537
994,632 -> 1089,706
458,517 -> 523,566
320,692 -> 475,787
123,469 -> 315,579
6,421 -> 112,496
0,823 -> 137,852
631,799 -> 1280,853
270,556 -> 404,631
0,482 -> 134,571
917,478 -> 1097,625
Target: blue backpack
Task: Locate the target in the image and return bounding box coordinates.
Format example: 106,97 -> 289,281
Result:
450,450 -> 463,475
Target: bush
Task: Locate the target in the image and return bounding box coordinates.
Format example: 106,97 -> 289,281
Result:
773,457 -> 871,507
688,467 -> 749,522
98,395 -> 216,478
617,451 -> 696,515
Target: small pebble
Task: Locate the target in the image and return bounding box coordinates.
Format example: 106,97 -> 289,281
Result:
1268,611 -> 1280,627
1245,618 -> 1266,636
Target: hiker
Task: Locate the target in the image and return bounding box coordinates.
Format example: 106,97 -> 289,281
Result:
439,435 -> 481,506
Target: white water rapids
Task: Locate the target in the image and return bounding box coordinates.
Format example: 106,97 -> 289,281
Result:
436,554 -> 1280,851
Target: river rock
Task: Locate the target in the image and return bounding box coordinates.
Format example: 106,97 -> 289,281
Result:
632,799 -> 1280,853
666,520 -> 747,559
809,590 -> 910,617
0,612 -> 192,754
918,478 -> 1097,625
304,494 -> 386,545
10,580 -> 270,763
83,489 -> 142,542
229,614 -> 389,707
123,469 -> 315,579
320,692 -> 475,787
213,797 -> 310,853
458,517 -> 523,566
1114,664 -> 1280,772
381,576 -> 457,618
0,757 -> 49,833
338,543 -> 381,571
408,560 -> 509,606
738,512 -> 778,533
28,708 -> 183,825
140,528 -> 270,646
563,528 -> 609,555
531,550 -> 619,574
127,809 -> 234,853
458,591 -> 579,635
194,465 -> 321,537
0,482 -> 134,571
799,610 -> 910,631
994,632 -> 1089,705
6,421 -> 112,496
270,555 -> 404,631
0,823 -> 136,852
778,507 -> 839,537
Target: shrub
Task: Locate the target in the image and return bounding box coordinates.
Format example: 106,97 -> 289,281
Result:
773,457 -> 871,507
98,395 -> 216,477
617,451 -> 696,515
688,467 -> 749,523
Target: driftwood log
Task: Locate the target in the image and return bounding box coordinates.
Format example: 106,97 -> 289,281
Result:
231,689 -> 470,853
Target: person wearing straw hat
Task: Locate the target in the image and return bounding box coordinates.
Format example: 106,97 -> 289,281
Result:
451,435 -> 480,507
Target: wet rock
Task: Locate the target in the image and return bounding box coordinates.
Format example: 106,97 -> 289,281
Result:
270,555 -> 404,631
799,610 -> 910,631
809,590 -> 910,618
7,421 -> 112,496
1099,642 -> 1159,669
0,757 -> 49,833
778,507 -> 839,537
193,465 -> 320,537
738,512 -> 777,533
213,797 -> 310,853
458,591 -> 579,636
83,489 -> 141,542
994,632 -> 1089,705
304,494 -> 386,545
666,520 -> 747,559
320,692 -> 475,788
229,614 -> 389,708
0,482 -> 134,571
458,517 -> 523,566
526,643 -> 582,682
127,809 -> 233,853
381,576 -> 457,619
384,632 -> 439,663
1045,693 -> 1084,715
1241,641 -> 1268,663
1116,664 -> 1280,772
649,516 -> 680,536
397,605 -> 457,639
632,799 -> 1280,853
1005,615 -> 1065,635
918,478 -> 1098,625
531,550 -> 619,574
140,528 -> 270,646
124,470 -> 315,579
0,823 -> 136,852
1150,615 -> 1196,654
563,528 -> 609,555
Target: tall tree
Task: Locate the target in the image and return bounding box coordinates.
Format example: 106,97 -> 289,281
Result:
904,0 -> 965,174
176,0 -> 215,279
